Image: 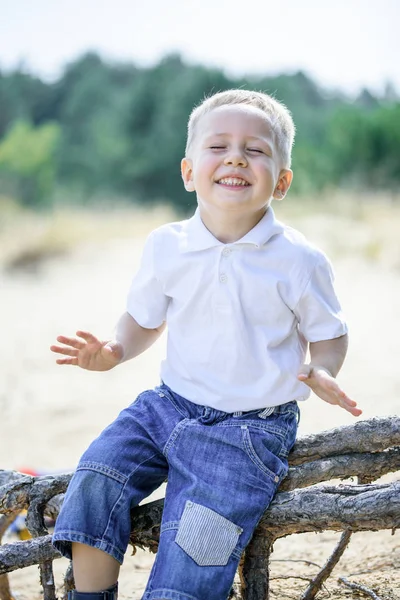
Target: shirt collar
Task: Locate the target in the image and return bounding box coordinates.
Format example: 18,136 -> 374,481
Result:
180,207 -> 284,253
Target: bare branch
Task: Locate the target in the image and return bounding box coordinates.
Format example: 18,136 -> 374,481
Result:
0,473 -> 71,516
0,575 -> 13,600
0,536 -> 61,575
300,530 -> 352,600
338,577 -> 382,600
0,508 -> 21,600
290,416 -> 400,465
281,447 -> 400,490
270,559 -> 322,569
260,481 -> 400,538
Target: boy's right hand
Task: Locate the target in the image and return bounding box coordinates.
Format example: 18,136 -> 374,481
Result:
50,331 -> 124,371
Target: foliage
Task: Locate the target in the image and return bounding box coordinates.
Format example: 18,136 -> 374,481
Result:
323,103 -> 400,189
0,54 -> 398,210
0,120 -> 60,206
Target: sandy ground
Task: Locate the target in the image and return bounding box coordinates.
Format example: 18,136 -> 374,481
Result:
1,204 -> 399,599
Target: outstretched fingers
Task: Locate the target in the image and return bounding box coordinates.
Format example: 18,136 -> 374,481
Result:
53,334 -> 86,349
50,344 -> 79,357
321,383 -> 362,417
298,367 -> 362,417
75,330 -> 99,344
50,331 -> 94,364
50,330 -> 107,369
55,356 -> 79,366
337,390 -> 362,417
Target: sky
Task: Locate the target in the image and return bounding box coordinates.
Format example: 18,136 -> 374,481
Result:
1,0 -> 399,96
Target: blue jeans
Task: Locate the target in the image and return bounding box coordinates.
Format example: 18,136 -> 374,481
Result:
53,384 -> 299,600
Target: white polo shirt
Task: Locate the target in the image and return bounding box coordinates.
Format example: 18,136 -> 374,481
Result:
127,208 -> 347,412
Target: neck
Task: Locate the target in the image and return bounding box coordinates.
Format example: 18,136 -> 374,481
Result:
198,206 -> 269,243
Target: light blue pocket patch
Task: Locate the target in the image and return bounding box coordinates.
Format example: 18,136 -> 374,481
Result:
175,500 -> 243,566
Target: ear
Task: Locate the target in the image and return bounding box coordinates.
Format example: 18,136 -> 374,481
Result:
273,169 -> 293,201
181,158 -> 195,192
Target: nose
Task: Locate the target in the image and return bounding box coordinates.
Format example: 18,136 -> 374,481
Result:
224,147 -> 247,167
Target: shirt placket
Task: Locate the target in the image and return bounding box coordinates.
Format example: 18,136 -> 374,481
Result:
215,246 -> 234,312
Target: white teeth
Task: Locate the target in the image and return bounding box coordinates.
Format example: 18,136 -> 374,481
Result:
218,177 -> 249,186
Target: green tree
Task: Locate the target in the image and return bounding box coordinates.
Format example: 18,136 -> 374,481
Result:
0,54 -> 398,210
324,103 -> 400,190
0,120 -> 60,206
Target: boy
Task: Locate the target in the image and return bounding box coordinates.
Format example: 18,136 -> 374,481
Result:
51,89 -> 361,600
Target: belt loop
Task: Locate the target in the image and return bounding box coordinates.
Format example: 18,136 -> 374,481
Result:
258,406 -> 275,419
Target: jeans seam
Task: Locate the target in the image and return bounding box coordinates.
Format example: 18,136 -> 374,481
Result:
232,546 -> 244,560
53,531 -> 125,564
146,589 -> 201,600
100,477 -> 129,546
102,451 -> 163,546
161,521 -> 179,533
163,418 -> 190,457
242,427 -> 283,482
77,461 -> 128,484
161,387 -> 188,418
217,421 -> 288,438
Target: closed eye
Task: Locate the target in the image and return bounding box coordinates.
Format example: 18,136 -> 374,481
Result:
248,148 -> 264,154
210,146 -> 226,150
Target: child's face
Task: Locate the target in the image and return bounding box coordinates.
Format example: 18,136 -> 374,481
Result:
181,105 -> 292,220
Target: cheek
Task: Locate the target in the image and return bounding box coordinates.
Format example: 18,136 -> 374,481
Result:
255,164 -> 275,185
194,156 -> 219,182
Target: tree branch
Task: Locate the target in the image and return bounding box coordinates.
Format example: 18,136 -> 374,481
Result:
289,416 -> 400,465
338,577 -> 382,600
259,481 -> 400,538
300,529 -> 352,599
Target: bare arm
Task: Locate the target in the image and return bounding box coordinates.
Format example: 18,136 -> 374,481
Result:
297,334 -> 362,417
115,311 -> 166,363
50,312 -> 165,371
308,334 -> 349,377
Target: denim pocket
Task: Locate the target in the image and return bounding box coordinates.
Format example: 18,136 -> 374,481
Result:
241,426 -> 287,483
175,501 -> 243,566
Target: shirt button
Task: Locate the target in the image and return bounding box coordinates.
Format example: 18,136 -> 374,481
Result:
219,274 -> 228,283
222,248 -> 231,257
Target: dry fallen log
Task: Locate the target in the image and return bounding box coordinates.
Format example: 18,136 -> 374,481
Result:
1,450 -> 399,519
288,416 -> 400,465
130,480 -> 400,548
280,447 -> 400,490
258,481 -> 400,537
0,473 -> 71,516
1,480 -> 398,577
0,472 -> 71,600
0,415 -> 399,600
0,535 -> 60,574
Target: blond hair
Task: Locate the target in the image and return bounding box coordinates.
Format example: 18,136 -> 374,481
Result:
185,89 -> 295,168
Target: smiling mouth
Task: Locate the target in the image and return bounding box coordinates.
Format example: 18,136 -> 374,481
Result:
217,177 -> 250,187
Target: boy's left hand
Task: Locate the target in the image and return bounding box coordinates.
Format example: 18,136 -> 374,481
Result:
297,364 -> 362,417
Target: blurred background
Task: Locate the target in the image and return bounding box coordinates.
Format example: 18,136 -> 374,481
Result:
1,2 -> 400,598
0,0 -> 399,217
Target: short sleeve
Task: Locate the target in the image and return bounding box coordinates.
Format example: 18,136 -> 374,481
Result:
294,254 -> 348,342
126,232 -> 169,329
